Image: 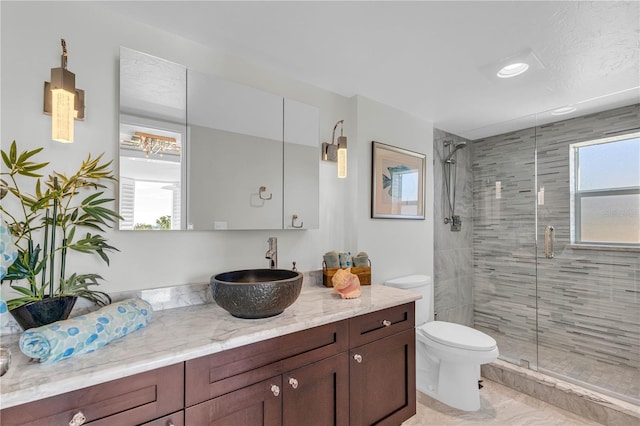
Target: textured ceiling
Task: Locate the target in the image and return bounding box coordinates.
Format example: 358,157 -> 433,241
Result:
98,1 -> 640,139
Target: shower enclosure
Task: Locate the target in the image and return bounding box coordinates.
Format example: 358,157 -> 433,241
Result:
471,102 -> 640,405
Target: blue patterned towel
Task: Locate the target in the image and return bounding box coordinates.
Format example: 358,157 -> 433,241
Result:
19,298 -> 153,364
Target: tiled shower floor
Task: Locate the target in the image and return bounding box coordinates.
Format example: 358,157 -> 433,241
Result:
476,326 -> 640,405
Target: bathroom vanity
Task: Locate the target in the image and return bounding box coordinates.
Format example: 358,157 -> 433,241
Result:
0,284 -> 418,425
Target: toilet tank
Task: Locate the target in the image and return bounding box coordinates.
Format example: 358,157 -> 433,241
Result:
384,275 -> 433,326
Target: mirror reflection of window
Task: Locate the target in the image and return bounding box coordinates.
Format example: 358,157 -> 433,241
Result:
119,123 -> 184,230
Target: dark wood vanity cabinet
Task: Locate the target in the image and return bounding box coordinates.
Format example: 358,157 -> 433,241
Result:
185,302 -> 415,426
185,320 -> 350,426
1,302 -> 415,426
0,363 -> 184,426
186,354 -> 349,426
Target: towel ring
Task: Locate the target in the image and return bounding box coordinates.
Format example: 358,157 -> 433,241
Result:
259,186 -> 272,200
291,214 -> 303,229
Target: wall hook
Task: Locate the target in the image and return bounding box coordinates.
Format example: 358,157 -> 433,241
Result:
259,186 -> 272,200
291,214 -> 303,229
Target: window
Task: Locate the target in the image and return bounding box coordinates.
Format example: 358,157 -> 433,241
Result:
571,133 -> 640,246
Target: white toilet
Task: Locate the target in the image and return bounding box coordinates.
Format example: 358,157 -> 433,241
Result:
385,275 -> 499,411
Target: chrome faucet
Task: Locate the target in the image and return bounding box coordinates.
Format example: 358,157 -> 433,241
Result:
265,237 -> 278,269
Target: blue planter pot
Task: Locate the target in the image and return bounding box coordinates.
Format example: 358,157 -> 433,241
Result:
9,296 -> 77,330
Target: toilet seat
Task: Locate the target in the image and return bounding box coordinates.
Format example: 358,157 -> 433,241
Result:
418,321 -> 496,351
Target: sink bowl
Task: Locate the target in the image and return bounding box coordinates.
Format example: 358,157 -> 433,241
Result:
211,269 -> 303,319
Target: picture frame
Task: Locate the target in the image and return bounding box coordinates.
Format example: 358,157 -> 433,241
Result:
371,141 -> 426,219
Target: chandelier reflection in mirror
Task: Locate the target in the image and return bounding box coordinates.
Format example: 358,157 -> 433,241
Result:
121,132 -> 181,157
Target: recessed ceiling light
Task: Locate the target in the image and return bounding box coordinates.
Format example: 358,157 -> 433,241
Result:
551,105 -> 577,115
496,62 -> 529,78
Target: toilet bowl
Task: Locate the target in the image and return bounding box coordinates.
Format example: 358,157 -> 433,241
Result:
417,321 -> 498,411
385,275 -> 499,411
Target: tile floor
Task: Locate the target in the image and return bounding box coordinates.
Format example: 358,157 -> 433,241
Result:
403,379 -> 601,425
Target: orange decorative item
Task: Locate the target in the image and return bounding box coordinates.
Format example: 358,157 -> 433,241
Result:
332,268 -> 361,299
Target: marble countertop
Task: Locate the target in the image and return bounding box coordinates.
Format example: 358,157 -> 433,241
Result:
0,283 -> 419,409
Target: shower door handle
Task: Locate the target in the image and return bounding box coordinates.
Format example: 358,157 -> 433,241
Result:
544,225 -> 555,259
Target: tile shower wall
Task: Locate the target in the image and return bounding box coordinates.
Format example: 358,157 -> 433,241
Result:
433,129 -> 474,325
473,104 -> 640,388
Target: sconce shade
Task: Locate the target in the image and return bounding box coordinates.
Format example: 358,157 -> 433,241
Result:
50,67 -> 76,143
44,39 -> 84,144
337,135 -> 347,178
321,120 -> 348,178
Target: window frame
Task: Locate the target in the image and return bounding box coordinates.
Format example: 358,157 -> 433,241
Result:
571,132 -> 640,247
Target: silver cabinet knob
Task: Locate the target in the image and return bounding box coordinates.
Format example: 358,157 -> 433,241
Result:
289,377 -> 299,389
382,319 -> 392,327
353,353 -> 363,363
69,411 -> 86,426
271,384 -> 280,396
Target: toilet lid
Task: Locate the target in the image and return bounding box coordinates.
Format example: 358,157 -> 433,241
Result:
418,321 -> 497,351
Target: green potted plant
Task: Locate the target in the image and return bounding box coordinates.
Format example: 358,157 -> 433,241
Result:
0,141 -> 121,329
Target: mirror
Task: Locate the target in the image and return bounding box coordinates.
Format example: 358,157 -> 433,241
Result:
118,48 -> 319,230
186,69 -> 284,230
284,99 -> 320,229
119,47 -> 187,230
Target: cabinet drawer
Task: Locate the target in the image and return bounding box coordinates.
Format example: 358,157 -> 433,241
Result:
349,302 -> 415,348
186,319 -> 348,406
0,363 -> 184,426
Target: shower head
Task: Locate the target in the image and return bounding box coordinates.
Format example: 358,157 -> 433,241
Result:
444,141 -> 468,164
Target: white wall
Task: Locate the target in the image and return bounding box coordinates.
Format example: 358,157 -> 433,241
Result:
1,2 -> 433,296
352,97 -> 434,284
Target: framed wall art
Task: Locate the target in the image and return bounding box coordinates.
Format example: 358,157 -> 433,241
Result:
371,141 -> 426,219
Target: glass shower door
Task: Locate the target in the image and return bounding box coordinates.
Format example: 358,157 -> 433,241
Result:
472,123 -> 539,369
534,105 -> 640,404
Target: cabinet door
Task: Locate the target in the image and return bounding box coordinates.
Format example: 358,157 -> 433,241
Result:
283,353 -> 349,426
185,377 -> 282,426
350,329 -> 416,426
187,69 -> 284,230
283,98 -> 319,230
141,410 -> 184,426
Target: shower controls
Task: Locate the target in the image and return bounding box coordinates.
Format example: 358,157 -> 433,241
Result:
445,215 -> 462,231
544,225 -> 555,259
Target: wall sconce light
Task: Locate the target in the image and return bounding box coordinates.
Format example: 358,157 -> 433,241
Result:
43,39 -> 85,143
321,120 -> 348,178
